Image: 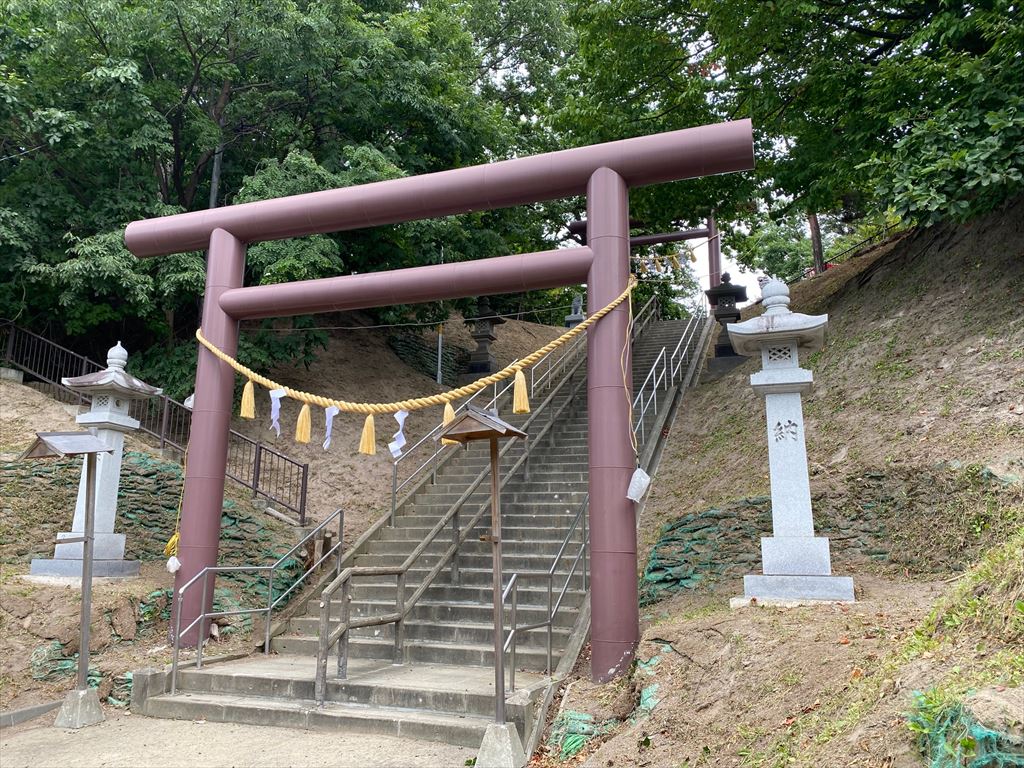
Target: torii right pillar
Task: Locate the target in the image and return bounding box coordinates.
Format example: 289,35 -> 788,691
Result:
727,280 -> 854,603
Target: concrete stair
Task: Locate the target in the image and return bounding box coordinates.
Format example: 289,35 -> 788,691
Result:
136,317 -> 702,750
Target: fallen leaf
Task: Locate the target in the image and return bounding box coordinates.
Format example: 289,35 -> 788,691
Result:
838,636 -> 851,645
850,667 -> 865,680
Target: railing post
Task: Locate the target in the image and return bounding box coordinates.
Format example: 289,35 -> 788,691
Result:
337,579 -> 350,678
196,570 -> 209,670
264,571 -> 274,654
451,509 -> 460,584
159,397 -> 170,450
336,510 -> 345,578
3,324 -> 14,363
299,463 -> 309,526
394,573 -> 406,664
509,582 -> 518,694
546,574 -> 553,676
171,589 -> 184,695
391,464 -> 398,524
315,598 -> 330,705
252,442 -> 263,499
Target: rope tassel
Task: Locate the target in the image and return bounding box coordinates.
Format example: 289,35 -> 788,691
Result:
513,368 -> 530,414
359,414 -> 376,455
295,402 -> 312,444
441,400 -> 458,446
240,378 -> 256,419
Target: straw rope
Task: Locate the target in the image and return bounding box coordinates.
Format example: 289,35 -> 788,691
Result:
195,277 -> 637,415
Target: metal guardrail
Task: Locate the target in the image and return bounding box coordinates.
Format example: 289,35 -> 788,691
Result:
631,306 -> 707,445
390,335 -> 586,520
500,494 -> 589,695
169,508 -> 346,694
0,321 -> 310,523
314,359 -> 587,705
787,224 -> 901,284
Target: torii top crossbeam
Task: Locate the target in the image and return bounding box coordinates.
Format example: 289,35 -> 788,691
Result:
124,119 -> 754,684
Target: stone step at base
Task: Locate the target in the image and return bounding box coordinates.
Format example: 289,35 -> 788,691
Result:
271,635 -> 561,670
171,658 -> 542,723
142,690 -> 491,748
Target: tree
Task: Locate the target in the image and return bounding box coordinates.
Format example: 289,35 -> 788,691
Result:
0,0 -> 570,368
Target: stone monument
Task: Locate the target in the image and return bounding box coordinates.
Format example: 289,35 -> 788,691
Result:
727,280 -> 854,603
30,342 -> 161,579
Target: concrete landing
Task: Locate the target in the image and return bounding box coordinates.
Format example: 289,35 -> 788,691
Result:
137,656 -> 545,749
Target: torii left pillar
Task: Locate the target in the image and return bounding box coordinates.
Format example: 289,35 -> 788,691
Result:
176,228 -> 244,643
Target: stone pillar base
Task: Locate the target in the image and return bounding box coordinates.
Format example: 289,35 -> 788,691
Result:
743,574 -> 854,602
760,536 -> 832,575
476,722 -> 527,768
54,688 -> 104,729
54,532 -> 127,560
30,558 -> 141,579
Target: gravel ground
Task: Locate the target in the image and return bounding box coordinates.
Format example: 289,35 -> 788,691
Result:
0,710 -> 476,768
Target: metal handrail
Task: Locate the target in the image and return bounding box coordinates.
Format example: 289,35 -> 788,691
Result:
669,310 -> 705,382
390,335 -> 586,519
0,320 -> 310,522
169,508 -> 346,694
631,294 -> 660,340
499,493 -> 589,698
631,305 -> 708,446
314,360 -> 587,705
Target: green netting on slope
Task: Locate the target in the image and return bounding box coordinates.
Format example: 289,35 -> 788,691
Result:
30,640 -> 100,687
640,497 -> 771,605
548,711 -> 618,761
908,691 -> 1024,768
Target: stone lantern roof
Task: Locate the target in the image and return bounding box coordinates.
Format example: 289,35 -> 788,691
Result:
727,280 -> 827,356
61,342 -> 163,399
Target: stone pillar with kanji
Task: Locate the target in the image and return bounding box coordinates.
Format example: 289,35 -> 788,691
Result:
727,280 -> 854,602
30,342 -> 162,579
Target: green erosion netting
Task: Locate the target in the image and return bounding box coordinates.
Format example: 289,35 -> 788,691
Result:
548,711 -> 618,761
908,691 -> 1024,767
640,497 -> 771,605
3,450 -> 304,605
30,640 -> 99,686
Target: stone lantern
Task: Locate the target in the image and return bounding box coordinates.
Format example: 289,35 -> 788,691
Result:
704,272 -> 748,375
460,297 -> 506,385
727,281 -> 854,602
30,342 -> 162,579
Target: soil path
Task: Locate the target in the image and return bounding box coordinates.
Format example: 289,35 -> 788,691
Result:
0,710 -> 475,767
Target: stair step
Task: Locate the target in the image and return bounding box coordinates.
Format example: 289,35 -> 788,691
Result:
173,659 -> 541,722
271,635 -> 560,670
349,582 -> 585,607
288,616 -> 573,649
352,552 -> 583,572
143,690 -> 490,748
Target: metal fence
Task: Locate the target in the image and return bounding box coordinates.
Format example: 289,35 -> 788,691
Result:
1,321 -> 309,524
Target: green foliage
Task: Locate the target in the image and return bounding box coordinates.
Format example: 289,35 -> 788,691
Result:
0,0 -> 572,381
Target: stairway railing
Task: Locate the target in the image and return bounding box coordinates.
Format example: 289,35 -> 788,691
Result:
0,321 -> 309,523
390,335 -> 586,520
313,359 -> 587,705
169,507 -> 346,694
500,494 -> 589,696
631,306 -> 707,445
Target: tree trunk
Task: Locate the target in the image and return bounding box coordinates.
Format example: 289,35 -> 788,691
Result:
807,211 -> 825,273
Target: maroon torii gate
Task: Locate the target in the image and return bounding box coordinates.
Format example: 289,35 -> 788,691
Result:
125,120 -> 753,681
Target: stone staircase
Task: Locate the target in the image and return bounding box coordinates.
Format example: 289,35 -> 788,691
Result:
133,315 -> 711,750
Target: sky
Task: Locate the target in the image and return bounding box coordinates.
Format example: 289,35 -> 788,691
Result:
690,238 -> 764,309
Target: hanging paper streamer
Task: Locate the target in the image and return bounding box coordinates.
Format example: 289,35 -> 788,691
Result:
388,410 -> 409,458
269,388 -> 286,436
323,405 -> 340,450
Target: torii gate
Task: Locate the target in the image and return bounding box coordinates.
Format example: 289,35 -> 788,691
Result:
125,120 -> 754,681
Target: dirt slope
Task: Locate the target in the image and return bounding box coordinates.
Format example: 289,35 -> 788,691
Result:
538,198 -> 1024,768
